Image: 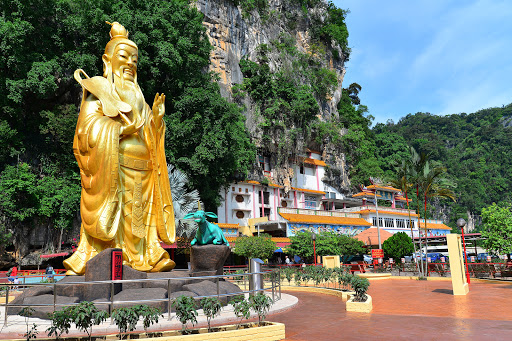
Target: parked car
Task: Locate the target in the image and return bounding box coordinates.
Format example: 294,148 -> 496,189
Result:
363,254 -> 373,263
477,253 -> 489,261
422,253 -> 443,262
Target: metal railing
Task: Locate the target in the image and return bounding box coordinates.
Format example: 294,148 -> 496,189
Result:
1,268 -> 281,326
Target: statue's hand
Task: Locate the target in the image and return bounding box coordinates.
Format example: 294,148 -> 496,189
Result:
152,92 -> 165,126
119,113 -> 142,136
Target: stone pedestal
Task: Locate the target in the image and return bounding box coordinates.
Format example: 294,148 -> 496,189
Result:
190,244 -> 230,276
84,248 -> 123,301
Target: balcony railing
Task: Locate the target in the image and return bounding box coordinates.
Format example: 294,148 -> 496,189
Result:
278,207 -> 361,219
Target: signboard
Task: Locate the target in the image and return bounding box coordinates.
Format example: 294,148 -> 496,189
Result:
112,250 -> 123,280
401,258 -> 405,263
427,257 -> 431,263
372,249 -> 384,258
378,258 -> 383,263
470,256 -> 475,262
441,257 -> 446,263
389,258 -> 394,264
486,255 -> 492,262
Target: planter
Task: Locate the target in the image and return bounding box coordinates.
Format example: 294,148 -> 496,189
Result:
340,290 -> 356,301
11,322 -> 285,341
346,294 -> 372,313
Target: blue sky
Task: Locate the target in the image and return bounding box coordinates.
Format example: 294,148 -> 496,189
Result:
332,0 -> 512,124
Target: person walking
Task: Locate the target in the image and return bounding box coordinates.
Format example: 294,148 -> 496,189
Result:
285,256 -> 291,266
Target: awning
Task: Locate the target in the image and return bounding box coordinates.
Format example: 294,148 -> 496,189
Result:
40,252 -> 69,259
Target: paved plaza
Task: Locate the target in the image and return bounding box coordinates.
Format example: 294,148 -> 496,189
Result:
274,279 -> 512,340
1,278 -> 511,340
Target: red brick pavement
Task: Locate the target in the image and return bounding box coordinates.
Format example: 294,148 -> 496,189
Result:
270,279 -> 512,340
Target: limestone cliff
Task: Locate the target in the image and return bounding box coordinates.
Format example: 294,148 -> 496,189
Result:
195,0 -> 352,193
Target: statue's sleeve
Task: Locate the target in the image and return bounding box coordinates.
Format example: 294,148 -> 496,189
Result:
145,105 -> 176,244
73,92 -> 121,241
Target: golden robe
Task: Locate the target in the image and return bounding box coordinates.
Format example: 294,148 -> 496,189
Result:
64,74 -> 176,275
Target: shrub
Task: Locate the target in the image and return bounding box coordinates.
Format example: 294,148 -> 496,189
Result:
134,305 -> 161,332
112,307 -> 140,339
351,277 -> 370,302
47,307 -> 73,339
19,307 -> 38,341
281,267 -> 295,285
233,234 -> 276,260
200,297 -> 222,332
71,302 -> 109,341
249,293 -> 273,325
172,295 -> 198,333
229,296 -> 251,329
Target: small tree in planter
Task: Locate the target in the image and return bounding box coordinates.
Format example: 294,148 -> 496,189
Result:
112,306 -> 140,339
172,295 -> 198,333
134,305 -> 162,333
281,266 -> 295,285
341,272 -> 354,291
71,301 -> 109,341
294,271 -> 303,286
249,293 -> 273,326
19,307 -> 38,341
351,276 -> 370,302
200,297 -> 222,332
47,307 -> 73,339
229,296 -> 251,329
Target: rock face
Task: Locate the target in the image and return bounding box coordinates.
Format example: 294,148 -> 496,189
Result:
195,0 -> 352,193
190,244 -> 231,276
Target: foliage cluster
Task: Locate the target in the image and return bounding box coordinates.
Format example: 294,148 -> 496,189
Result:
286,265 -> 370,301
382,232 -> 414,261
481,202 -> 512,256
47,302 -> 160,339
230,0 -> 350,60
374,104 -> 512,228
233,234 -> 277,260
287,231 -> 365,262
46,301 -> 109,340
0,0 -> 256,256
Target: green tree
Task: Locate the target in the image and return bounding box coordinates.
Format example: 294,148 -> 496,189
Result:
481,203 -> 512,258
0,0 -> 256,257
382,232 -> 414,261
287,231 -> 364,262
233,234 -> 276,260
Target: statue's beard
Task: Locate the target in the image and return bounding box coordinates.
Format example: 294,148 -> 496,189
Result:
113,73 -> 144,120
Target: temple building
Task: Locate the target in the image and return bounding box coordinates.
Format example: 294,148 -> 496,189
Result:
216,150 -> 451,247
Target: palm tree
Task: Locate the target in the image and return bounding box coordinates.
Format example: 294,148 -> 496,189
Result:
418,161 -> 456,275
168,164 -> 202,239
388,160 -> 420,275
410,147 -> 430,275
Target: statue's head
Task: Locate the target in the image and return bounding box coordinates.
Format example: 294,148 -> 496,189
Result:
102,22 -> 138,84
184,211 -> 218,224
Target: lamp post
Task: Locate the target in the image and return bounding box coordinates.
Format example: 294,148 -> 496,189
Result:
312,232 -> 317,266
457,218 -> 471,284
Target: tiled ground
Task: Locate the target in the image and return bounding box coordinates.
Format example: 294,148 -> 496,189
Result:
2,279 -> 511,340
272,279 -> 512,340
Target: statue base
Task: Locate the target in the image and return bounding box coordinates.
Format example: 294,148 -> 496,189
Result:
7,247 -> 241,318
190,244 -> 231,276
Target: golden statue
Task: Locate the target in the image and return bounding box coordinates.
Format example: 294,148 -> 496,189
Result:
64,22 -> 176,275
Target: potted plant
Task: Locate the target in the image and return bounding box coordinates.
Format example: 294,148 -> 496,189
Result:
346,276 -> 372,313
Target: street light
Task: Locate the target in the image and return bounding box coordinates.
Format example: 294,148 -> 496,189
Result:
457,218 -> 471,284
311,232 -> 317,266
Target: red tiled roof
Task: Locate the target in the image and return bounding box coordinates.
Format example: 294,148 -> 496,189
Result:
354,228 -> 393,245
366,185 -> 401,192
